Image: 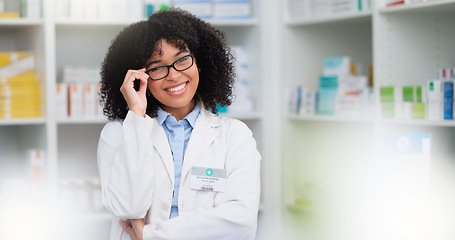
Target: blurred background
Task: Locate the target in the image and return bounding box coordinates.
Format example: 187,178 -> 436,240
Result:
1,0 -> 455,239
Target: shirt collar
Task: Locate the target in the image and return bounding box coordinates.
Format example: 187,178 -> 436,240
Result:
156,101 -> 201,128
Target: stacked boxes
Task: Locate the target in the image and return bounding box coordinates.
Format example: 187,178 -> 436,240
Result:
0,0 -> 40,18
288,0 -> 371,20
213,0 -> 251,19
56,66 -> 104,120
55,0 -> 143,20
173,0 -> 251,20
288,56 -> 373,117
55,0 -> 250,20
173,0 -> 212,19
380,67 -> 455,121
228,46 -> 254,114
317,75 -> 338,115
20,0 -> 41,18
0,52 -> 41,119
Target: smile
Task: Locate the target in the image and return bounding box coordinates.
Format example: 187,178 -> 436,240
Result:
165,82 -> 188,93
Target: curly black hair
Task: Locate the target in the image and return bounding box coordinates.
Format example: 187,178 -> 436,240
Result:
100,8 -> 235,120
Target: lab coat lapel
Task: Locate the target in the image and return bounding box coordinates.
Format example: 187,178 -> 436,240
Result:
181,108 -> 220,180
151,119 -> 174,184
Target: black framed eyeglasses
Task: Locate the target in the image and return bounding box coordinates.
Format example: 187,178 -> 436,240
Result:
145,54 -> 194,80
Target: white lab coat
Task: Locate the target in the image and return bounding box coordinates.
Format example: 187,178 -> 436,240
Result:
97,107 -> 261,240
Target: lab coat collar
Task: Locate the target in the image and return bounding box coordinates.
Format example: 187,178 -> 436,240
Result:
151,119 -> 175,184
151,106 -> 222,185
181,107 -> 222,181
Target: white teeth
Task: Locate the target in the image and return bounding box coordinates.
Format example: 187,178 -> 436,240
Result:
166,82 -> 187,92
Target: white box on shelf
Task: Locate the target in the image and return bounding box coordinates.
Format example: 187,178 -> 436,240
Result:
304,89 -> 317,115
54,0 -> 68,18
360,0 -> 371,11
394,84 -> 403,119
129,0 -> 144,19
229,79 -> 254,114
231,46 -> 249,64
213,0 -> 251,19
426,79 -> 443,120
322,56 -> 351,77
288,0 -> 311,20
68,83 -> 83,119
84,0 -> 97,19
56,83 -> 68,120
29,149 -> 45,194
83,84 -> 97,118
111,0 -> 128,19
62,66 -> 101,83
173,0 -> 212,19
69,0 -> 84,19
21,0 -> 41,18
336,75 -> 368,116
98,0 -> 113,19
331,0 -> 359,14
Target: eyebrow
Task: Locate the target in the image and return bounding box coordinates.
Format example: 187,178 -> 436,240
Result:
145,49 -> 190,69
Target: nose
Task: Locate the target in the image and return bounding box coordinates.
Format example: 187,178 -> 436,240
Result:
166,66 -> 181,80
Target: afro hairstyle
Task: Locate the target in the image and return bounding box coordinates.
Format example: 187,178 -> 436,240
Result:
99,8 -> 236,120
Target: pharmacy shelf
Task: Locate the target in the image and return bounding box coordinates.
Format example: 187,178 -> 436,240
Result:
288,114 -> 374,123
54,18 -> 140,26
56,113 -> 260,124
0,0 -> 278,239
377,0 -> 455,14
283,0 -> 455,239
380,118 -> 455,127
57,118 -> 107,124
209,18 -> 259,26
54,18 -> 259,27
285,11 -> 372,26
0,18 -> 43,27
0,117 -> 46,126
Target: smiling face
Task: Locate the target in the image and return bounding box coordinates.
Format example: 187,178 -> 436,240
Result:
145,39 -> 199,119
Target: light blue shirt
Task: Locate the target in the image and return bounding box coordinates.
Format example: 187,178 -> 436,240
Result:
156,101 -> 201,219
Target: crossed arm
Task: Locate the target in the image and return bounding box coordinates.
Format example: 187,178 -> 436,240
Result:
119,219 -> 145,240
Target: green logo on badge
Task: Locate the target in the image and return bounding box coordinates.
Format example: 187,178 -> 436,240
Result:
206,168 -> 213,176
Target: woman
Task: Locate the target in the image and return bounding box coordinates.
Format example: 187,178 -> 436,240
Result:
97,8 -> 261,240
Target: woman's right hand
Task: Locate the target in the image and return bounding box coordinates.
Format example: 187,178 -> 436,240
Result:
120,68 -> 150,117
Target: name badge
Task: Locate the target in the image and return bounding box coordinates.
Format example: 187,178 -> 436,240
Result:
190,167 -> 226,192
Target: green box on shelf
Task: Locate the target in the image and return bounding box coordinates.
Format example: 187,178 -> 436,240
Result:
402,86 -> 414,102
412,102 -> 425,119
380,86 -> 394,102
381,102 -> 395,118
416,86 -> 422,102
